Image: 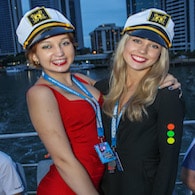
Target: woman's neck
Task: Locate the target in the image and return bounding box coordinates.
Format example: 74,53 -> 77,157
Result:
119,82 -> 137,112
118,71 -> 141,111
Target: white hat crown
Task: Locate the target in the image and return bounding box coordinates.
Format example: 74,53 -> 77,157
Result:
16,7 -> 74,49
123,8 -> 174,48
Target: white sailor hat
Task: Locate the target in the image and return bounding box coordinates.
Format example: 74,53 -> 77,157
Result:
16,7 -> 75,49
122,8 -> 174,48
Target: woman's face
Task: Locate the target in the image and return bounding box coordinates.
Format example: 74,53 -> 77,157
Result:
123,35 -> 162,73
32,34 -> 75,73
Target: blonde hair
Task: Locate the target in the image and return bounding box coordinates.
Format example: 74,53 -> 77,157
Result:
103,34 -> 169,121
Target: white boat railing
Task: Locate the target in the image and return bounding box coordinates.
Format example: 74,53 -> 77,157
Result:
0,132 -> 38,139
0,132 -> 38,194
183,120 -> 195,125
0,120 -> 195,194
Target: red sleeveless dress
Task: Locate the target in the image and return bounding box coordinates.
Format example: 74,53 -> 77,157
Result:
37,77 -> 105,194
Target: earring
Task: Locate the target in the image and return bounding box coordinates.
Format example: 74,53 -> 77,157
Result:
34,60 -> 39,65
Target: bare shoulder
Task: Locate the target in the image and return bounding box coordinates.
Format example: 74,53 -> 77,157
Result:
26,84 -> 56,104
26,84 -> 60,125
74,73 -> 96,86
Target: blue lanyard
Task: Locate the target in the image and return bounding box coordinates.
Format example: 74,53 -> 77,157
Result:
42,72 -> 104,138
111,101 -> 125,147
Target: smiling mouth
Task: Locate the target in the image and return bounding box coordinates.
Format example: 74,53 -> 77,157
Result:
132,55 -> 147,63
53,59 -> 67,66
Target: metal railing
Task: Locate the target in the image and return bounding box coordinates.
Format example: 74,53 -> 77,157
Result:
0,120 -> 195,194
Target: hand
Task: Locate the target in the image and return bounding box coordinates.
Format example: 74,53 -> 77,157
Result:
159,73 -> 181,90
159,73 -> 182,98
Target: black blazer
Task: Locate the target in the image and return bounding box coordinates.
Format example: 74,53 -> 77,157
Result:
95,80 -> 185,195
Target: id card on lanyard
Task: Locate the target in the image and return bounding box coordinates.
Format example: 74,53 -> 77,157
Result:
42,72 -> 115,164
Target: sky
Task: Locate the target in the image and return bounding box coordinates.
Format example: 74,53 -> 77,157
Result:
21,0 -> 127,48
80,0 -> 127,47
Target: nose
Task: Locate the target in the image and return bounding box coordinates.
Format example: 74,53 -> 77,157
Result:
139,44 -> 148,54
54,45 -> 64,56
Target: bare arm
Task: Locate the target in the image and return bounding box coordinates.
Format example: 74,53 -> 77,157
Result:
26,85 -> 99,195
76,72 -> 181,92
181,167 -> 195,193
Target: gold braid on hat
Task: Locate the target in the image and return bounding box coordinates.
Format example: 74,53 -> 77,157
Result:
23,22 -> 74,49
122,25 -> 171,48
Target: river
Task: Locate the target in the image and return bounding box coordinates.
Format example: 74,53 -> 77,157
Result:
0,65 -> 195,193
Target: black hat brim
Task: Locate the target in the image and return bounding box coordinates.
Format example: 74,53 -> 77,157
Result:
130,29 -> 167,48
28,26 -> 74,48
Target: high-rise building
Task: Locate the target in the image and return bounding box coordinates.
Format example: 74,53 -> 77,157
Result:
164,0 -> 195,51
90,24 -> 122,54
126,0 -> 195,52
0,0 -> 23,56
0,0 -> 84,56
126,0 -> 162,16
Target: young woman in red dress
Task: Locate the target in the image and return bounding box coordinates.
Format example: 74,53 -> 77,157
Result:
16,7 -> 105,195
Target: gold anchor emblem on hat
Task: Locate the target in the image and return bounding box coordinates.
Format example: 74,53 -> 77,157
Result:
149,11 -> 170,27
152,14 -> 167,25
27,7 -> 50,26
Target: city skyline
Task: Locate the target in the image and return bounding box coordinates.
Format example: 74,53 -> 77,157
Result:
0,0 -> 194,56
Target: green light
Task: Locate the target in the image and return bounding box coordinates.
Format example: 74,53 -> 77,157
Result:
167,130 -> 175,137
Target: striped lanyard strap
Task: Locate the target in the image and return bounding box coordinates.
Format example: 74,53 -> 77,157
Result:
111,101 -> 125,148
42,72 -> 104,138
